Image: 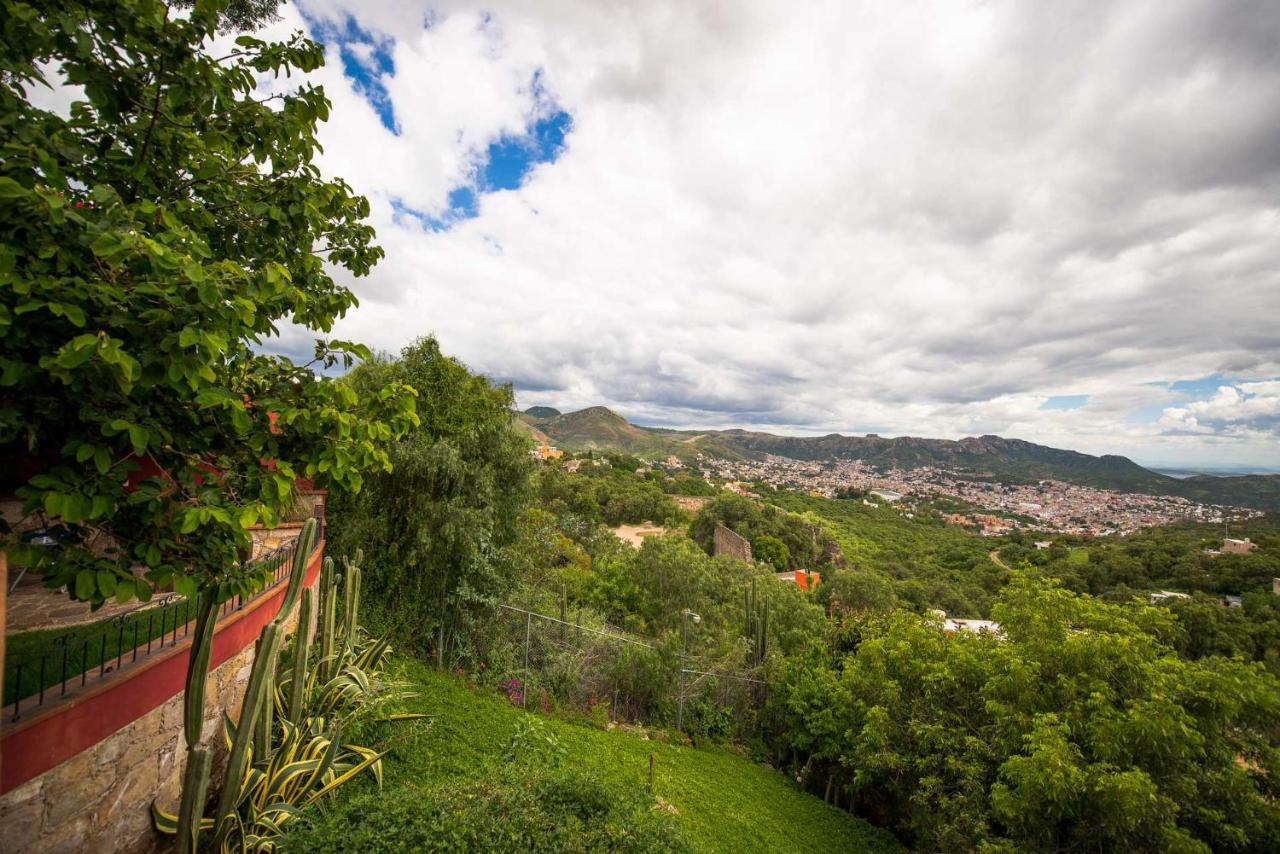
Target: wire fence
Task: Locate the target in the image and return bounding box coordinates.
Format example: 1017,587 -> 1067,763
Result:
3,536 -> 303,724
481,603 -> 768,738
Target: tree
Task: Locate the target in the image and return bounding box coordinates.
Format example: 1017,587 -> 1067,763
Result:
753,534 -> 789,571
0,2 -> 415,847
769,577 -> 1280,851
327,337 -> 532,667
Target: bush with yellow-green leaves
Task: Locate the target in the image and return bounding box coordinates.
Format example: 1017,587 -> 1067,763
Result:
153,547 -> 425,853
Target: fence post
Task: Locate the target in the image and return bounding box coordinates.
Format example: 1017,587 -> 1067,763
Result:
677,615 -> 687,731
522,608 -> 532,708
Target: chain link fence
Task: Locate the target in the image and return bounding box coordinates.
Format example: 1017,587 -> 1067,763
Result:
475,603 -> 767,739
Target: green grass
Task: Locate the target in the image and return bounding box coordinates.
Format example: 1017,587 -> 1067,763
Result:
3,596 -> 193,707
282,658 -> 898,853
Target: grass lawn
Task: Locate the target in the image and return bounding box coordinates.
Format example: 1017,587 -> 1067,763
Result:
3,596 -> 192,707
282,657 -> 898,853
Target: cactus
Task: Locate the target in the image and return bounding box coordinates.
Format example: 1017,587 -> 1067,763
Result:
744,577 -> 769,666
289,586 -> 314,724
758,595 -> 769,664
173,747 -> 211,854
212,518 -> 316,847
182,594 -> 219,751
346,563 -> 361,644
212,620 -> 281,847
254,648 -> 275,761
318,557 -> 338,683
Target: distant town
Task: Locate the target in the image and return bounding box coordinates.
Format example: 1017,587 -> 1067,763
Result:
700,454 -> 1259,536
529,436 -> 1264,536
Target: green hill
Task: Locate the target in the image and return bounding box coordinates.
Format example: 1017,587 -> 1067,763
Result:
521,405 -> 691,457
280,659 -> 897,853
514,406 -> 1280,508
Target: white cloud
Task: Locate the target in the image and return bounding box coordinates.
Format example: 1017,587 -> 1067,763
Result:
256,2 -> 1280,466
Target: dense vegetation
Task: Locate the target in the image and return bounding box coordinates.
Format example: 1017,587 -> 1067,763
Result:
13,6 -> 1274,850
327,337 -> 530,666
535,457 -> 689,528
768,579 -> 1280,852
767,493 -> 1003,617
335,397 -> 1280,852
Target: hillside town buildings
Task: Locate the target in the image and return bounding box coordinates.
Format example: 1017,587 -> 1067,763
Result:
690,453 -> 1255,536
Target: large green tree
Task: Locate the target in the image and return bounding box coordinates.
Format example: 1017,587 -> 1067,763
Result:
0,1 -> 414,846
328,336 -> 532,666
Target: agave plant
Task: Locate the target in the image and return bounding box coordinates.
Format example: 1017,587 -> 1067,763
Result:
153,544 -> 423,852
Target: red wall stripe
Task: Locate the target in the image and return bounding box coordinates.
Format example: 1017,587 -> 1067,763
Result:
0,543 -> 323,793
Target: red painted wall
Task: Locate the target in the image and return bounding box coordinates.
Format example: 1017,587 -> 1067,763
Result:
0,542 -> 323,794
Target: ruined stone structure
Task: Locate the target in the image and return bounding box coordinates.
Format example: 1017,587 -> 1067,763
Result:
713,523 -> 753,563
670,495 -> 712,514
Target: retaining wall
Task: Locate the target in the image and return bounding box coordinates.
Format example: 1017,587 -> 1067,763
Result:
0,542 -> 323,853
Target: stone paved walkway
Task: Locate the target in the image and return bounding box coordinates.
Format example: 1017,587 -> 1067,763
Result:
6,579 -> 147,634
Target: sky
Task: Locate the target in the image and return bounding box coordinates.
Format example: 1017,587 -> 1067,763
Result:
108,2 -> 1280,466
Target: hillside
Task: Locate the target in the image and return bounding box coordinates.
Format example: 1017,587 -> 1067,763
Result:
280,659 -> 896,853
517,406 -> 1280,508
519,406 -> 694,457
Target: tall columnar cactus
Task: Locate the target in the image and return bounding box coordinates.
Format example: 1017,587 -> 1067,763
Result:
318,557 -> 338,683
344,563 -> 361,645
758,595 -> 769,665
174,748 -> 212,854
212,518 -> 316,847
289,586 -> 315,724
744,577 -> 769,666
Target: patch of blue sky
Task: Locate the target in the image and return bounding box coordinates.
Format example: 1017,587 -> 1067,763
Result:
1040,394 -> 1089,411
1164,374 -> 1236,398
399,107 -> 571,231
307,13 -> 573,230
481,109 -> 572,191
301,12 -> 398,132
1126,403 -> 1168,424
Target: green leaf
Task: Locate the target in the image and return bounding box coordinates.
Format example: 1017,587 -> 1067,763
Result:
115,577 -> 135,605
96,570 -> 117,597
90,494 -> 112,518
127,424 -> 149,454
173,575 -> 198,599
75,570 -> 96,600
0,176 -> 28,198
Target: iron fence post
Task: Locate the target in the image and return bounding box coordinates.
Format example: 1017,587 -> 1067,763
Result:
522,609 -> 532,708
677,615 -> 687,731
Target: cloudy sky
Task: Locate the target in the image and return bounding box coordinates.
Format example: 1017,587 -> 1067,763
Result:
253,1 -> 1279,468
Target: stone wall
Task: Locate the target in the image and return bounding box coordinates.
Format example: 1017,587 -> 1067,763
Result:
0,596 -> 310,853
670,495 -> 712,514
713,523 -> 753,563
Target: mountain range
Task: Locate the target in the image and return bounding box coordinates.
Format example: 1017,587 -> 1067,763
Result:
515,406 -> 1280,509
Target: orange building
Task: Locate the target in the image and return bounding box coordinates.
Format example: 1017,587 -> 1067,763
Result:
775,569 -> 821,590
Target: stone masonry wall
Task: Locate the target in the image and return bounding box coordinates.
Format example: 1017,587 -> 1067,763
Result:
713,523 -> 753,563
0,603 -> 308,853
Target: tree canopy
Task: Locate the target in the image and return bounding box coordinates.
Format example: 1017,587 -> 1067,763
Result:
0,0 -> 416,605
769,578 -> 1280,852
327,336 -> 531,665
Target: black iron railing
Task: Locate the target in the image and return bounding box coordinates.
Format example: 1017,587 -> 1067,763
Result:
3,536 -> 303,724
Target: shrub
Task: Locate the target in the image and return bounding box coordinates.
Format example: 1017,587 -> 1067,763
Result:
280,765 -> 689,853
